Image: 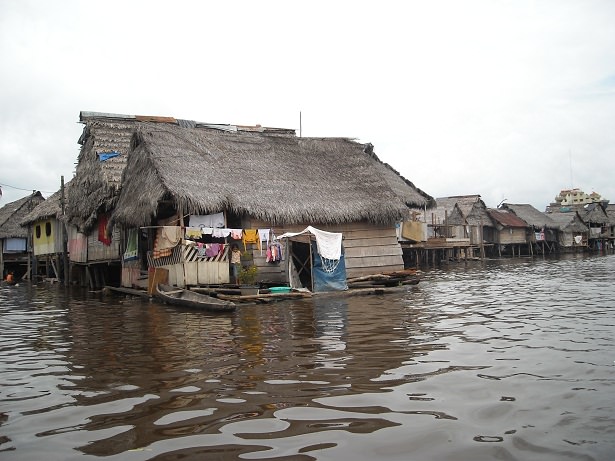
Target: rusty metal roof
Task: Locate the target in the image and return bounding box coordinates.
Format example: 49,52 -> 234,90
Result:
488,209 -> 528,228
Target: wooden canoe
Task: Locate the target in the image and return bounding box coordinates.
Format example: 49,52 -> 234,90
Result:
155,284 -> 236,312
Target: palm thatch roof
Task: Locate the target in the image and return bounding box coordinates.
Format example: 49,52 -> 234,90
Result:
579,202 -> 609,225
546,211 -> 589,233
430,195 -> 493,227
111,122 -> 435,228
66,112 -> 137,231
0,191 -> 45,239
21,179 -> 73,226
501,203 -> 558,230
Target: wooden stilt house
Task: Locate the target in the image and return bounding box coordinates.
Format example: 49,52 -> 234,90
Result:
487,208 -> 531,257
107,118 -> 434,291
20,180 -> 72,281
546,210 -> 589,250
500,203 -> 559,255
0,191 -> 45,280
578,202 -> 611,251
66,112 -> 141,288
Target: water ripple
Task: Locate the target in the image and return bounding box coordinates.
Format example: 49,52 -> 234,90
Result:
1,255 -> 614,460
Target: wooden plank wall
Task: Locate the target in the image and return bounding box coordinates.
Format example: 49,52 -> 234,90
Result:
498,228 -> 527,245
87,226 -> 121,262
68,226 -> 88,263
249,220 -> 404,281
32,219 -> 64,256
336,223 -> 404,278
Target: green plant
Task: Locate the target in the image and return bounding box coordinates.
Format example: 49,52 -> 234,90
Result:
238,264 -> 258,285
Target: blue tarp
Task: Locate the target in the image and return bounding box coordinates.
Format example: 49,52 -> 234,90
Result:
311,241 -> 348,292
98,151 -> 120,161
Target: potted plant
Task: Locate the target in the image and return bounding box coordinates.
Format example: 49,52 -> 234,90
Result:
238,264 -> 259,295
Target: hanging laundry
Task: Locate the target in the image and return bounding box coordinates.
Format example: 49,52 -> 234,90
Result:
277,226 -> 341,260
123,228 -> 138,261
258,228 -> 270,255
153,248 -> 172,259
158,226 -> 181,250
98,214 -> 112,246
189,213 -> 225,229
212,228 -> 231,238
185,227 -> 202,239
205,243 -> 222,257
266,242 -> 283,263
230,229 -> 243,240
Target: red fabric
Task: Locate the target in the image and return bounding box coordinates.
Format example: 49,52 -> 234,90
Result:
98,214 -> 112,246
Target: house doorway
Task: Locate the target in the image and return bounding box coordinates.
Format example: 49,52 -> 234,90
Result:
288,239 -> 313,291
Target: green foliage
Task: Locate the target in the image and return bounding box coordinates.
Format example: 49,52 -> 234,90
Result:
239,264 -> 258,285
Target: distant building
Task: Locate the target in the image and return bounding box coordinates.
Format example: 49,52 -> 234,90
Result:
0,191 -> 45,279
550,188 -> 604,209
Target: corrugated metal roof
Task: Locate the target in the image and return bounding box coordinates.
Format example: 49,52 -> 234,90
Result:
488,209 -> 528,228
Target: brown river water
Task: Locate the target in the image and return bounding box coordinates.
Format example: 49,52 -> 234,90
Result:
1,255 -> 614,460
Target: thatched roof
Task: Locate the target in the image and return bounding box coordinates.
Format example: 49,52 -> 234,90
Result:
66,113 -> 137,230
547,211 -> 589,232
501,203 -> 558,230
21,180 -> 73,226
111,122 -> 435,228
579,202 -> 610,225
430,197 -> 459,225
431,195 -> 493,227
0,191 -> 45,239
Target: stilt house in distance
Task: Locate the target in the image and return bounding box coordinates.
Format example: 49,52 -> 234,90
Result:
107,117 -> 434,290
20,180 -> 72,280
0,191 -> 45,279
487,208 -> 531,257
546,211 -> 589,250
427,195 -> 495,244
500,203 -> 559,254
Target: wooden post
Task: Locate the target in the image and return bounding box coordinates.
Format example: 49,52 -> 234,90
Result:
479,221 -> 485,260
309,236 -> 314,292
26,241 -> 31,279
86,265 -> 93,290
61,176 -> 70,287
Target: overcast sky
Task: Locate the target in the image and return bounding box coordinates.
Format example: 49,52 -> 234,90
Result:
1,0 -> 614,212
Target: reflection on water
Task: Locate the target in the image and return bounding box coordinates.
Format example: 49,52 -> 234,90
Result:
1,255 -> 614,460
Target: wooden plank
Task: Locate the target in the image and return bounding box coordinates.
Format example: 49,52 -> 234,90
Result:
344,236 -> 400,248
344,244 -> 402,258
346,265 -> 406,278
345,254 -> 404,268
184,262 -> 198,286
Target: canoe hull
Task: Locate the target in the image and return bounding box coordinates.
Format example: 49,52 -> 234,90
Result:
155,284 -> 236,312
